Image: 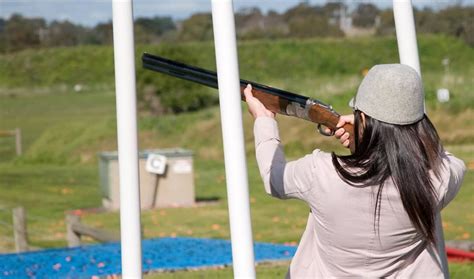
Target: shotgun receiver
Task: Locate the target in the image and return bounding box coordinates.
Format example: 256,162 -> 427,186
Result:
142,53 -> 354,140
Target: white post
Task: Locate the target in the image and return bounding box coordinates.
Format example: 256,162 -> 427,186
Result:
393,1 -> 448,276
211,0 -> 256,278
393,0 -> 421,76
112,0 -> 143,278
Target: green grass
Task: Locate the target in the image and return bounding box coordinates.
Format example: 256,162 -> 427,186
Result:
0,90 -> 117,164
442,170 -> 474,240
1,35 -> 473,101
143,262 -> 474,278
0,163 -> 101,249
0,37 -> 472,277
0,85 -> 471,277
145,262 -> 290,279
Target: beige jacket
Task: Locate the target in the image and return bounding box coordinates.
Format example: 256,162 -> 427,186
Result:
254,117 -> 466,278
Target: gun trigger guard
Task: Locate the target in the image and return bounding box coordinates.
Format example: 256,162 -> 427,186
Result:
317,124 -> 334,137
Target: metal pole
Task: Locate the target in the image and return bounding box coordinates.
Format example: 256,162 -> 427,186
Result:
393,1 -> 448,276
211,1 -> 256,278
393,0 -> 421,76
112,0 -> 143,278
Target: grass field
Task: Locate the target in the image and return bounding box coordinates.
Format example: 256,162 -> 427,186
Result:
143,262 -> 474,278
0,36 -> 473,277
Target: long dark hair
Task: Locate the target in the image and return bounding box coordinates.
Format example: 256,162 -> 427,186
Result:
331,110 -> 443,243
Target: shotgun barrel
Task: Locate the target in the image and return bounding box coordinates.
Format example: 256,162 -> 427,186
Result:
141,53 -> 354,140
142,53 -> 308,106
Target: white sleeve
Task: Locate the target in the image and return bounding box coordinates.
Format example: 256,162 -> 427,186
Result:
254,117 -> 314,200
439,152 -> 467,209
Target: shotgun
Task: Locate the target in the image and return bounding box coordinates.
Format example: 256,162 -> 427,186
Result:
141,53 -> 354,140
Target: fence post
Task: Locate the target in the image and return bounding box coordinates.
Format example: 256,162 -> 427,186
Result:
15,128 -> 22,156
12,207 -> 28,252
66,214 -> 81,247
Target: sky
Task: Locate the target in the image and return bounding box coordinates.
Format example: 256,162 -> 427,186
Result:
0,0 -> 472,27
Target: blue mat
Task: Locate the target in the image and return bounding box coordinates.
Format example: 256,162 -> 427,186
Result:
0,237 -> 296,278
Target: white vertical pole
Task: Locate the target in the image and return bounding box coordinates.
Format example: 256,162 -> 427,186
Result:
211,0 -> 256,278
112,0 -> 143,278
393,1 -> 448,277
393,0 -> 421,76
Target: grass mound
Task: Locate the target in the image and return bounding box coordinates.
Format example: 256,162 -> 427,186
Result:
0,35 -> 472,88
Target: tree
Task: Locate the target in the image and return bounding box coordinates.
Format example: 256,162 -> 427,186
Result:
0,18 -> 5,52
375,9 -> 395,36
352,3 -> 379,28
0,18 -> 5,33
262,10 -> 289,39
93,22 -> 113,45
321,2 -> 345,18
4,14 -> 46,51
434,6 -> 474,46
134,16 -> 176,44
376,6 -> 474,46
178,13 -> 213,41
415,6 -> 474,46
135,16 -> 175,36
283,3 -> 344,38
284,3 -> 321,21
45,20 -> 86,47
235,7 -> 266,39
137,48 -> 218,114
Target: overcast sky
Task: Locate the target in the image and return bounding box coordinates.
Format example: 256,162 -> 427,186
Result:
0,0 -> 471,27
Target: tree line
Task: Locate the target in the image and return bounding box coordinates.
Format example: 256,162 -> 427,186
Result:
0,2 -> 472,53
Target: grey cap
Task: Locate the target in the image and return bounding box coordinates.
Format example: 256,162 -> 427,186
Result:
350,64 -> 424,125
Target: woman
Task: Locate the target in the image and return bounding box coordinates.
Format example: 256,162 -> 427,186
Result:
244,64 -> 466,278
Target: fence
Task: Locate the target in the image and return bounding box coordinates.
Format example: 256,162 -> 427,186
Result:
0,207 -> 29,252
0,128 -> 22,156
65,213 -> 119,247
0,207 -> 120,253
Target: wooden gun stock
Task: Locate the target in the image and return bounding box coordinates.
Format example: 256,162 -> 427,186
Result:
142,53 -> 354,149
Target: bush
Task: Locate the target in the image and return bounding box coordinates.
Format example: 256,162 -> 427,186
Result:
136,46 -> 218,114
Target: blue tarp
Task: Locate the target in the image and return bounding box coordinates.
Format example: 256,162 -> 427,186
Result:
0,237 -> 296,278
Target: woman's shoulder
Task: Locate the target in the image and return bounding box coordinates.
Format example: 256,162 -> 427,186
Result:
442,152 -> 467,173
307,149 -> 350,165
303,149 -> 339,175
307,149 -> 333,162
435,151 -> 467,207
438,151 -> 467,185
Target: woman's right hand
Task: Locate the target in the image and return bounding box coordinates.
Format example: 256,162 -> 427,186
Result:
243,84 -> 275,119
334,114 -> 354,149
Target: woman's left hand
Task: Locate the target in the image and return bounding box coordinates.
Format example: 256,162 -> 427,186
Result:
334,115 -> 354,148
243,84 -> 275,119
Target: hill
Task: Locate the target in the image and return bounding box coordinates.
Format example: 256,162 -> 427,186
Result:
0,35 -> 473,165
0,34 -> 472,89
